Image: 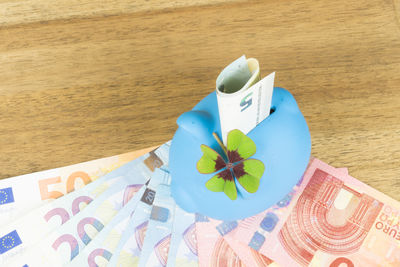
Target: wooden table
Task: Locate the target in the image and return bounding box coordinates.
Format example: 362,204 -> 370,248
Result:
1,0 -> 399,200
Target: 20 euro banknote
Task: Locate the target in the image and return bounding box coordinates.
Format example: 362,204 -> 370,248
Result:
108,168 -> 169,267
167,206 -> 198,267
0,143 -> 170,265
139,171 -> 175,267
68,183 -> 148,266
0,146 -> 156,225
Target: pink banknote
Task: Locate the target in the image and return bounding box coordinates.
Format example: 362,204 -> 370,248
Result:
210,219 -> 277,267
233,158 -> 400,266
196,214 -> 246,267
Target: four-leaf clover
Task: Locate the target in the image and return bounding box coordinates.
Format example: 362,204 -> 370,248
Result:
197,129 -> 265,200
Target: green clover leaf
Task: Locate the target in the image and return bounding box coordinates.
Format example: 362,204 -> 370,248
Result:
197,129 -> 265,200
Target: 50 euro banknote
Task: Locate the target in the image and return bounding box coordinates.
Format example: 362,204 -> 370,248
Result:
230,159 -> 400,266
0,143 -> 170,265
3,178 -> 145,267
0,146 -> 157,225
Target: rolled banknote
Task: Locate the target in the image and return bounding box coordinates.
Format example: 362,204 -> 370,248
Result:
108,168 -> 168,267
0,146 -> 156,225
0,144 -> 170,266
216,55 -> 275,144
167,206 -> 198,267
138,170 -> 175,267
232,159 -> 400,266
195,214 -> 245,267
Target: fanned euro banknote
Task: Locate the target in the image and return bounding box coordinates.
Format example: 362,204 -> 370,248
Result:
0,143 -> 170,266
138,169 -> 175,267
68,182 -> 148,266
0,147 -> 155,225
1,56 -> 399,267
73,168 -> 171,267
107,168 -> 168,267
196,168 -> 348,267
167,206 -> 198,267
195,213 -> 245,267
1,144 -> 399,267
226,159 -> 400,266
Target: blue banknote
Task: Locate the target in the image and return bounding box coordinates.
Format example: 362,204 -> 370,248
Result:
138,169 -> 175,267
167,206 -> 198,267
107,167 -> 169,267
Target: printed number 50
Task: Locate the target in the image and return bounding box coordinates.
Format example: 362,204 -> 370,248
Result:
38,171 -> 91,200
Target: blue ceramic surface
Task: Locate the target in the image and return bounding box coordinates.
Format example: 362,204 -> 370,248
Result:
169,87 -> 311,220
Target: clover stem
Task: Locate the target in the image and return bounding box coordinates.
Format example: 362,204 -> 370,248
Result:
212,132 -> 228,158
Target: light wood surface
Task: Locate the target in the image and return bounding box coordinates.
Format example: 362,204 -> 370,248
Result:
0,0 -> 399,200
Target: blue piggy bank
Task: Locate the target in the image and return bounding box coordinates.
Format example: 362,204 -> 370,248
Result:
169,87 -> 311,220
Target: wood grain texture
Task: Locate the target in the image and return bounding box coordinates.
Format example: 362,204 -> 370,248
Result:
0,0 -> 399,200
0,0 -> 242,27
